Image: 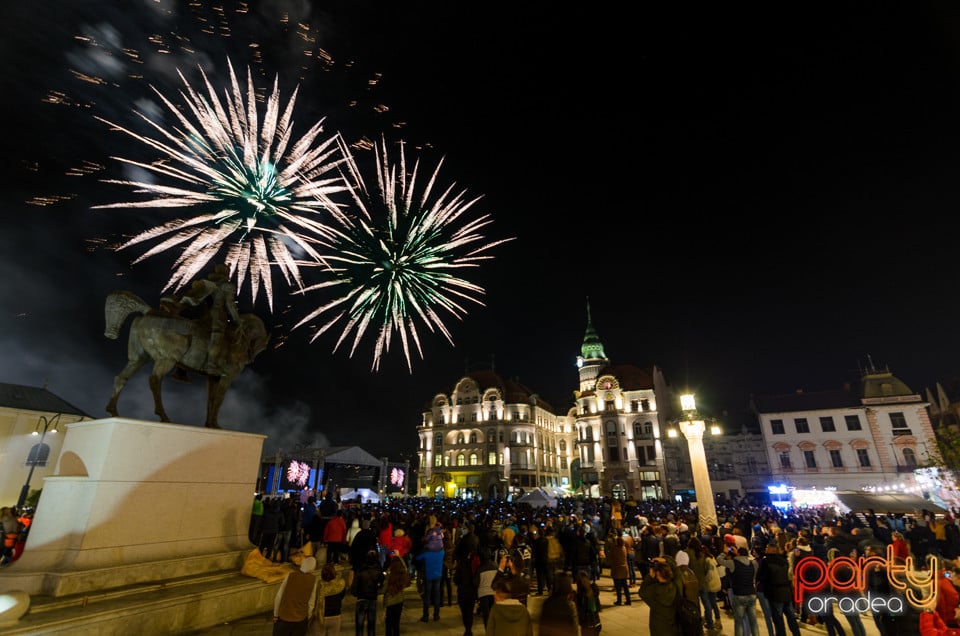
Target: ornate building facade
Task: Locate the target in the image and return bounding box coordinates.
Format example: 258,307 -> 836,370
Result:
416,371 -> 577,499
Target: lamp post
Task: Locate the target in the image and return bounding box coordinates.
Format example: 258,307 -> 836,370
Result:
17,414 -> 61,509
669,394 -> 718,532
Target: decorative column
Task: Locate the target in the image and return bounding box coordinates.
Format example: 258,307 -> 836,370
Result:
677,394 -> 718,532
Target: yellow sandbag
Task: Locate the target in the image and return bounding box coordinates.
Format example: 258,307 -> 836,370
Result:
290,541 -> 314,567
240,548 -> 295,583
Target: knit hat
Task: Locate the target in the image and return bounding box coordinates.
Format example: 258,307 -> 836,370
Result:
675,550 -> 690,566
300,556 -> 317,573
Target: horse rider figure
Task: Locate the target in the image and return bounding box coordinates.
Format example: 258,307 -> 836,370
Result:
176,264 -> 242,369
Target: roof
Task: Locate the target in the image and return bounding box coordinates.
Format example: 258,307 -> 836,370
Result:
599,364 -> 654,391
833,491 -> 949,515
0,382 -> 90,416
464,370 -> 554,411
752,388 -> 861,413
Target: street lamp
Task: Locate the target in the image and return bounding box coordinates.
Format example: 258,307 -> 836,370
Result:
17,414 -> 61,509
669,394 -> 719,532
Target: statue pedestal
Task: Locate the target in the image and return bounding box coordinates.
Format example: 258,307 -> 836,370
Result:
0,417 -> 265,597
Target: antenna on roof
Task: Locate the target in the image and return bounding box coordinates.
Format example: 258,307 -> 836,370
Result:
867,354 -> 876,372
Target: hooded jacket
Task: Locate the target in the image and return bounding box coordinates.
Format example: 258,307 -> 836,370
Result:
487,598 -> 533,636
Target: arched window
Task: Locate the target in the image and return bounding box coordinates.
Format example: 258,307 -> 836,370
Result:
903,448 -> 918,467
469,453 -> 479,465
457,433 -> 465,444
470,432 -> 478,444
25,442 -> 50,467
559,440 -> 567,452
487,429 -> 495,443
457,454 -> 466,466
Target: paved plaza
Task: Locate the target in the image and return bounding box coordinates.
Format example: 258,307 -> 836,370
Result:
188,567 -> 883,636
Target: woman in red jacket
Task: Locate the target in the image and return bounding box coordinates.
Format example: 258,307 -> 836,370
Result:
322,510 -> 348,565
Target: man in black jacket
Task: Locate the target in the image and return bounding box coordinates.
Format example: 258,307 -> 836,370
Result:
351,550 -> 385,636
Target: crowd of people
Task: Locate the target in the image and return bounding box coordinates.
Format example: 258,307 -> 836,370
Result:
257,491 -> 960,636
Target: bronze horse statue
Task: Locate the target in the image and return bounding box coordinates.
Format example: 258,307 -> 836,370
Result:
103,290 -> 269,428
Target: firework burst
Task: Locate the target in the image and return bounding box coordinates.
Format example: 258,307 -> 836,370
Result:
294,137 -> 514,372
92,58 -> 349,310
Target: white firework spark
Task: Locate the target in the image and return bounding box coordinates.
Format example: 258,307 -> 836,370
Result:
294,137 -> 514,372
92,58 -> 349,310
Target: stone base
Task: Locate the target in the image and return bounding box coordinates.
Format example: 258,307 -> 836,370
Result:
0,418 -> 265,597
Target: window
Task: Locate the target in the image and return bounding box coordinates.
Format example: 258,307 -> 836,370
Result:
631,400 -> 639,412
25,442 -> 50,467
634,422 -> 643,437
608,447 -> 619,462
641,399 -> 650,411
444,455 -> 451,466
470,432 -> 478,443
771,419 -> 785,435
820,416 -> 835,432
499,431 -> 504,443
560,457 -> 568,469
457,433 -> 465,444
829,449 -> 843,468
890,412 -> 908,428
434,434 -> 442,447
585,428 -> 594,441
434,454 -> 442,467
795,418 -> 810,434
457,454 -> 466,466
856,449 -> 871,467
488,451 -> 497,465
559,440 -> 566,452
778,452 -> 791,469
457,414 -> 464,423
606,421 -> 617,438
647,445 -> 657,461
469,453 -> 478,466
845,415 -> 862,431
487,430 -> 495,443
804,450 -> 817,468
903,448 -> 918,467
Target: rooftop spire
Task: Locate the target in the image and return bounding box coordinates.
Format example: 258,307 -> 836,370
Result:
580,297 -> 607,362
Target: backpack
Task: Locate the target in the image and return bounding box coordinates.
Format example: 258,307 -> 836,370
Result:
425,527 -> 444,552
676,587 -> 704,636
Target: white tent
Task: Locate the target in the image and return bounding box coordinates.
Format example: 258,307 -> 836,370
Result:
516,488 -> 558,509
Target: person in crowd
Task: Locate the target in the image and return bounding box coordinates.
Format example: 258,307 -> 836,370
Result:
261,499 -> 285,562
702,545 -> 723,632
323,510 -> 348,565
533,524 -> 554,596
351,550 -> 385,636
382,555 -> 410,636
442,523 -> 456,606
639,557 -> 679,635
935,563 -> 960,630
346,516 -> 362,549
349,519 -> 380,575
453,527 -> 481,636
487,574 -> 533,636
574,569 -> 602,636
538,572 -> 579,636
250,494 -> 265,545
622,527 -> 637,586
377,513 -> 394,568
0,506 -> 23,565
718,546 -> 759,636
606,529 -> 631,605
311,562 -> 347,636
278,497 -> 300,564
391,528 -> 413,576
756,544 -> 800,636
477,548 -> 500,629
273,555 -> 319,636
415,528 -> 446,622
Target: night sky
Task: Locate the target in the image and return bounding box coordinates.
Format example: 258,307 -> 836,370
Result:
4,1 -> 960,460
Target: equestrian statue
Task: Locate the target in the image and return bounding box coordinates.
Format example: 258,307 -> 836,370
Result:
103,265 -> 269,428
